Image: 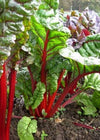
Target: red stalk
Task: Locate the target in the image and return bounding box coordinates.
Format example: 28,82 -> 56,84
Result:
69,81 -> 78,94
82,29 -> 91,36
12,115 -> 22,119
47,71 -> 100,117
35,108 -> 41,117
73,122 -> 99,130
46,70 -> 66,114
43,93 -> 47,110
46,91 -> 57,114
41,30 -> 49,84
64,72 -> 72,86
28,66 -> 39,116
61,90 -> 83,108
0,63 -> 7,140
29,107 -> 35,116
40,30 -> 50,111
28,66 -> 36,93
6,69 -> 17,140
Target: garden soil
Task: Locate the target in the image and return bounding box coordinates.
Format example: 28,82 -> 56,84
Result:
10,97 -> 100,140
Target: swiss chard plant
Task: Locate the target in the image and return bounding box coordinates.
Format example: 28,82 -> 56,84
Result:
16,1 -> 100,120
0,0 -> 40,140
16,0 -> 70,118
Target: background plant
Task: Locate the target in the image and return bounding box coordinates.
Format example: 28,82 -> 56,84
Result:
65,8 -> 100,49
59,0 -> 100,13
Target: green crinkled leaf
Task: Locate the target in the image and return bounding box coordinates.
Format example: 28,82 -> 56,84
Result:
0,0 -> 41,75
15,67 -> 32,103
41,0 -> 59,10
31,16 -> 46,41
60,34 -> 100,67
60,34 -> 100,78
92,91 -> 100,109
78,34 -> 100,57
17,116 -> 37,140
34,0 -> 70,31
46,55 -> 71,94
82,105 -> 97,116
82,73 -> 100,90
75,93 -> 97,116
47,74 -> 58,94
60,46 -> 100,66
30,16 -> 70,65
46,55 -> 72,73
75,73 -> 100,115
30,82 -> 46,110
16,68 -> 45,109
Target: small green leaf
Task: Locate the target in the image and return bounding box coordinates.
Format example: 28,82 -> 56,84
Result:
82,73 -> 100,90
17,116 -> 37,140
77,111 -> 82,115
75,93 -> 97,116
31,82 -> 46,109
80,118 -> 85,122
42,109 -> 47,117
41,130 -> 48,140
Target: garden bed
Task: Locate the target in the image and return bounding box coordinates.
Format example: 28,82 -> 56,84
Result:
10,98 -> 100,140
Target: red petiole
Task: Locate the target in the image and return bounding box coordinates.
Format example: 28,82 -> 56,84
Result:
6,69 -> 17,140
0,63 -> 7,140
73,122 -> 99,130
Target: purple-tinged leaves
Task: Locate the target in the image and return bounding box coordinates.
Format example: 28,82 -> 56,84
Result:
65,8 -> 100,50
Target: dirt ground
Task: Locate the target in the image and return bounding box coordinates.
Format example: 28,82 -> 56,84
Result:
10,97 -> 100,140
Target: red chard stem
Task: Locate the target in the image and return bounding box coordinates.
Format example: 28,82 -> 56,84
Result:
6,69 -> 17,140
73,122 -> 99,130
41,30 -> 49,84
48,71 -> 100,117
35,108 -> 41,117
40,30 -> 50,112
61,90 -> 83,108
0,63 -> 7,140
28,66 -> 36,93
46,70 -> 65,115
64,72 -> 72,86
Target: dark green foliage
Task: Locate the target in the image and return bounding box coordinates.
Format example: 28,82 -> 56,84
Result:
75,73 -> 100,116
75,93 -> 97,116
16,68 -> 46,110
